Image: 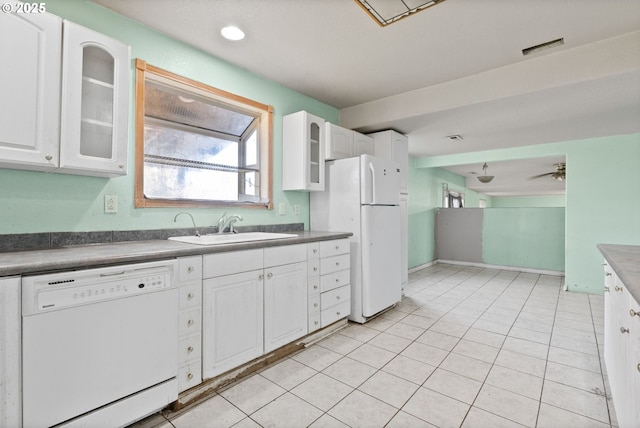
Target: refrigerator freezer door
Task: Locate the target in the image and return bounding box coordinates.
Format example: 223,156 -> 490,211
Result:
360,205 -> 402,317
360,155 -> 400,206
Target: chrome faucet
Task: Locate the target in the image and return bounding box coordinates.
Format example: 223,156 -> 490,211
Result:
174,212 -> 200,237
218,213 -> 243,234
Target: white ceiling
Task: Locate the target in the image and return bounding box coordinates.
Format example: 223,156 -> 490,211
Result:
93,0 -> 640,197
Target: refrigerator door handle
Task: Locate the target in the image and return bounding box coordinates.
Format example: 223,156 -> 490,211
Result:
368,162 -> 376,205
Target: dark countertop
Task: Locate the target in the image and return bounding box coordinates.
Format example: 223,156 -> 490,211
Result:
597,244 -> 640,304
0,231 -> 352,277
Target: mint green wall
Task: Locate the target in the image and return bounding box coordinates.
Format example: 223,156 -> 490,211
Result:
492,195 -> 566,207
483,208 -> 565,271
407,159 -> 491,268
412,133 -> 640,294
0,0 -> 339,234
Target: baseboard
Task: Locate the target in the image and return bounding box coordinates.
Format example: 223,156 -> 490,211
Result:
436,259 -> 564,276
408,260 -> 437,274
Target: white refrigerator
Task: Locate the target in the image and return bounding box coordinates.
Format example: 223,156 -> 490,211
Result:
310,154 -> 402,323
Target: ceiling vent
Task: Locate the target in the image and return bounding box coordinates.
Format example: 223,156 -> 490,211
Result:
522,38 -> 565,56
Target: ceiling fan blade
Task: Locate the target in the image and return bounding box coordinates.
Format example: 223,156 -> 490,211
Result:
528,172 -> 553,180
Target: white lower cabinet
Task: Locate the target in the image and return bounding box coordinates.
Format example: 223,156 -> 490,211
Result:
202,244 -> 309,379
176,256 -> 203,392
0,277 -> 21,428
203,269 -> 264,379
318,239 -> 351,328
603,260 -> 640,428
264,261 -> 308,353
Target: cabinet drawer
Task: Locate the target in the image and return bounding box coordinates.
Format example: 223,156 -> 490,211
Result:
308,276 -> 320,295
178,334 -> 201,364
309,311 -> 321,333
320,270 -> 350,293
178,361 -> 201,393
320,254 -> 350,275
179,282 -> 201,310
308,259 -> 320,276
204,249 -> 263,278
308,293 -> 320,313
178,308 -> 201,337
321,285 -> 350,308
320,239 -> 349,257
178,256 -> 203,283
307,243 -> 320,259
321,300 -> 350,327
264,244 -> 307,267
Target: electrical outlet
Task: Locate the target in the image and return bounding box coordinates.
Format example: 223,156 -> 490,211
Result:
294,204 -> 300,215
278,202 -> 286,215
105,194 -> 118,213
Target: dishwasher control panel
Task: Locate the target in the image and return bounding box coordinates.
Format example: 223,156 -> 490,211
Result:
22,260 -> 176,315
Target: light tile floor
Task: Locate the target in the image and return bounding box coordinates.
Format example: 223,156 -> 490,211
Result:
139,264 -> 618,428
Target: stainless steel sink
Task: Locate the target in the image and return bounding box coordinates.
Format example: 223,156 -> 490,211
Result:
168,232 -> 297,246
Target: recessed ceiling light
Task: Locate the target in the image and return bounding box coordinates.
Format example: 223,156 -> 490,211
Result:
221,26 -> 245,41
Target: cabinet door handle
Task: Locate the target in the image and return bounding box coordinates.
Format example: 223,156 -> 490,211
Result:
187,319 -> 194,326
187,266 -> 195,273
637,363 -> 640,373
313,285 -> 318,290
620,326 -> 629,334
605,272 -> 612,276
615,286 -> 623,292
313,267 -> 318,272
45,154 -> 53,161
187,346 -> 194,352
187,293 -> 194,299
335,262 -> 340,266
118,164 -> 125,169
267,272 -> 273,279
336,295 -> 341,300
335,278 -> 340,283
259,274 -> 264,280
187,373 -> 194,380
314,303 -> 318,308
630,309 -> 639,317
336,311 -> 341,316
313,249 -> 318,254
604,287 -> 610,292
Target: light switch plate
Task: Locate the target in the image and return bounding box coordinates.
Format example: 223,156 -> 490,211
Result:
278,202 -> 286,215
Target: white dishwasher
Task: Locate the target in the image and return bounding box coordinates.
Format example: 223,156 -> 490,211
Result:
22,260 -> 179,428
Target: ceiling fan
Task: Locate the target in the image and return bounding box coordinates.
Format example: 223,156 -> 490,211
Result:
529,163 -> 566,181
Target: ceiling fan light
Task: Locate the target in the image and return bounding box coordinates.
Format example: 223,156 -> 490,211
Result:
477,162 -> 494,183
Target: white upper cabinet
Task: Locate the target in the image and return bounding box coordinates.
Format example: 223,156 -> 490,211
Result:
0,14 -> 130,178
0,12 -> 62,171
369,130 -> 409,193
354,132 -> 374,156
325,122 -> 353,160
59,20 -> 130,177
283,111 -> 325,191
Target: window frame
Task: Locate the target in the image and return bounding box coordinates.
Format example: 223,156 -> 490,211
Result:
134,59 -> 273,209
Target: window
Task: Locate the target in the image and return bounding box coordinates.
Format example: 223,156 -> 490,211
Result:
134,59 -> 273,209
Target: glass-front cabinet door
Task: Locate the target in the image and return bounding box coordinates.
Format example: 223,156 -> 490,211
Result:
282,111 -> 325,191
60,20 -> 130,177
